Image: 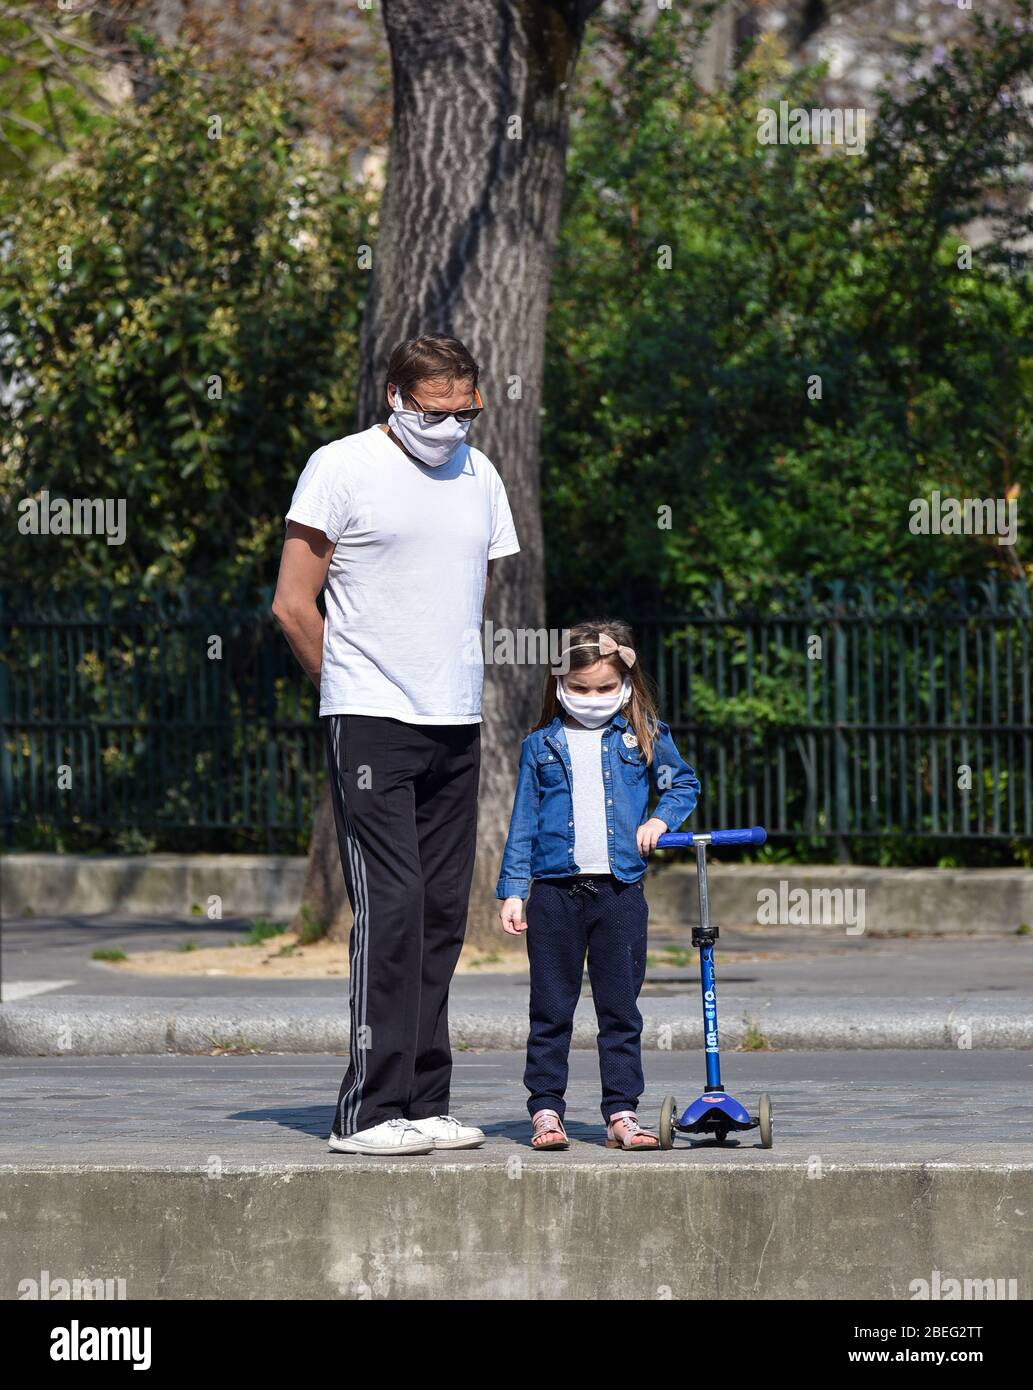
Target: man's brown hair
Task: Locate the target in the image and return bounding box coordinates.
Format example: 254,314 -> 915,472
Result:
385,334 -> 480,404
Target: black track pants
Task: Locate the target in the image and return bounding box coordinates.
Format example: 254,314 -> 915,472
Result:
323,713 -> 480,1136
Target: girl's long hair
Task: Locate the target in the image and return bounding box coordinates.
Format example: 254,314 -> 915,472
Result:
530,618 -> 662,765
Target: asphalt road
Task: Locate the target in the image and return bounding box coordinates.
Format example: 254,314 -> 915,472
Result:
3,913 -> 1032,1004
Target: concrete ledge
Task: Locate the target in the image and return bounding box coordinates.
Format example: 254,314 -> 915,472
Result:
1,1163 -> 1030,1299
652,862 -> 1033,937
4,853 -> 1032,935
0,853 -> 308,920
3,994 -> 1032,1055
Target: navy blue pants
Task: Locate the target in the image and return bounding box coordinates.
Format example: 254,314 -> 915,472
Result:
524,874 -> 649,1124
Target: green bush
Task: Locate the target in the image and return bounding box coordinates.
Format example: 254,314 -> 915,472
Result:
1,44 -> 371,605
544,0 -> 1033,616
0,9 -> 108,200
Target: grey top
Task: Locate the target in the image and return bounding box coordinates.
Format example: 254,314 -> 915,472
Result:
562,722 -> 611,874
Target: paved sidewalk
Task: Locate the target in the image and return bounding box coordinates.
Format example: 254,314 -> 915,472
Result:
3,1048 -> 1033,1164
3,1050 -> 1031,1298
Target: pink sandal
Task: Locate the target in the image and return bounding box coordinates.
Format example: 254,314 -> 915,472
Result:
530,1109 -> 569,1150
606,1109 -> 660,1151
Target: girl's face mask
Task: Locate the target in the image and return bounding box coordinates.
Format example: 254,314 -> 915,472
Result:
388,384 -> 478,468
556,674 -> 632,728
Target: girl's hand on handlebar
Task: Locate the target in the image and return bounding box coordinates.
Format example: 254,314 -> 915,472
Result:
499,897 -> 526,934
637,817 -> 669,856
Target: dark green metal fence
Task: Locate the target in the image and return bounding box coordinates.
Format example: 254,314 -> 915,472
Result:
634,578 -> 1032,851
0,589 -> 322,853
1,581 -> 1031,854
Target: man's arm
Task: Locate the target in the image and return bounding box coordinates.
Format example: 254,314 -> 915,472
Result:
271,521 -> 335,690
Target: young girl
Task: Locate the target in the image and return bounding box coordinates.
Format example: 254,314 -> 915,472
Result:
496,619 -> 701,1151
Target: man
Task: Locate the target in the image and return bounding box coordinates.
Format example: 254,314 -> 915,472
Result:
272,334 -> 520,1155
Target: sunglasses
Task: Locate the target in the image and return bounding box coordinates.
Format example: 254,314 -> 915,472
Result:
394,385 -> 484,425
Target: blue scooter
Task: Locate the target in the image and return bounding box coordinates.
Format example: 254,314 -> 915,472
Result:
654,826 -> 773,1150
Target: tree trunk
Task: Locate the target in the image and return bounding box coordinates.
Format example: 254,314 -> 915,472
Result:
298,0 -> 603,946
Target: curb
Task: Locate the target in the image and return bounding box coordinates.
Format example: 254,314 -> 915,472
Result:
3,1163 -> 1032,1299
2,994 -> 1032,1054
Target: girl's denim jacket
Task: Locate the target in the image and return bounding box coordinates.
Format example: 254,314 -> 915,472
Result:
495,712 -> 701,899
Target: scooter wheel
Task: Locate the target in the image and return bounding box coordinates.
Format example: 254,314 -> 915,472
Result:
659,1095 -> 677,1150
758,1092 -> 773,1148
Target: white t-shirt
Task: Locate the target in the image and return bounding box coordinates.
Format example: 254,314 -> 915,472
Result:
285,424 -> 520,722
564,723 -> 611,873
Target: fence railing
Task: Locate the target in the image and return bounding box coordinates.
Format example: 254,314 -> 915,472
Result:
0,588 -> 321,853
633,577 -> 1032,849
1,580 -> 1031,854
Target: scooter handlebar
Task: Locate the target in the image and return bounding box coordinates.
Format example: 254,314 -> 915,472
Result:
656,826 -> 767,849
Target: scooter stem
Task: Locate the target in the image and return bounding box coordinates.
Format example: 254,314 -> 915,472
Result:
693,841 -> 723,1092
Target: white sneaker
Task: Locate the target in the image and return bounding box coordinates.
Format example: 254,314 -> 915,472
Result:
328,1117 -> 434,1155
406,1114 -> 486,1150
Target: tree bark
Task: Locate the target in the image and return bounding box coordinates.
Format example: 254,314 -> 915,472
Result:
299,0 -> 603,945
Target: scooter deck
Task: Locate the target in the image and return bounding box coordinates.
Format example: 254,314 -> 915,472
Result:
676,1090 -> 757,1134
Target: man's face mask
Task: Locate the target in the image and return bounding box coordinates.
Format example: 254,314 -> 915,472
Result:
388,384 -> 483,468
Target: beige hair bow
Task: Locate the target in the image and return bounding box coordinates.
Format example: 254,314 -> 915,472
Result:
561,631 -> 636,668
